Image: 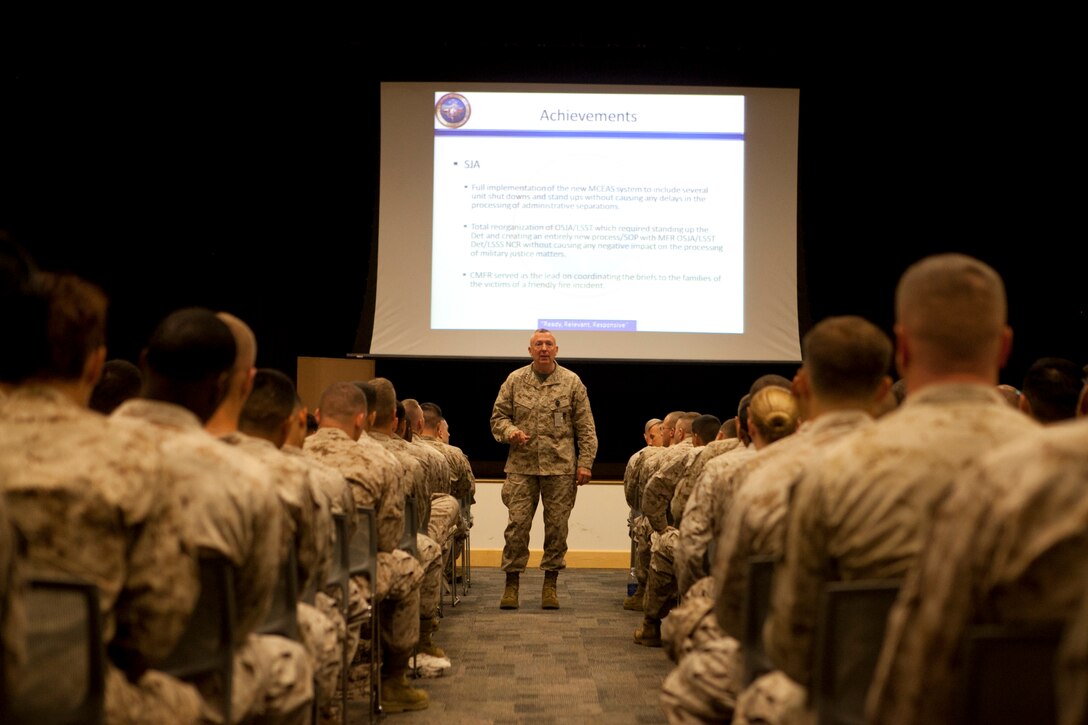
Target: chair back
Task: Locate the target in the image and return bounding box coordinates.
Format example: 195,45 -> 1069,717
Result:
2,577 -> 105,725
161,550 -> 236,725
259,538 -> 300,640
813,579 -> 900,725
348,506 -> 381,719
957,622 -> 1061,725
398,495 -> 419,557
741,555 -> 778,685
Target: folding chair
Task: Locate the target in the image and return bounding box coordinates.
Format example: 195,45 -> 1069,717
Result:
161,550 -> 237,725
956,622 -> 1062,725
741,555 -> 778,686
398,495 -> 419,557
323,512 -> 350,725
2,577 -> 105,725
812,579 -> 900,725
348,506 -> 381,720
259,539 -> 300,640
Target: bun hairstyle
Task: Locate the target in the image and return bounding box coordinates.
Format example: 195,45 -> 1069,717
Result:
748,386 -> 800,444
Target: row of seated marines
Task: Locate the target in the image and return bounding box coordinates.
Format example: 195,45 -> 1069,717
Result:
0,262 -> 475,722
622,255 -> 1088,724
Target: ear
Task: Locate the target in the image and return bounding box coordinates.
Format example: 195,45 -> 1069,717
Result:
996,325 -> 1013,370
240,366 -> 256,398
313,408 -> 322,425
1077,385 -> 1088,418
792,368 -> 811,399
1018,393 -> 1032,417
83,345 -> 107,388
893,323 -> 910,379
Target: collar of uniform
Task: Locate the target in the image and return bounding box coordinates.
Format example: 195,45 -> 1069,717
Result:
802,409 -> 873,436
524,363 -> 562,385
309,427 -> 354,445
902,382 -> 1008,409
112,398 -> 204,432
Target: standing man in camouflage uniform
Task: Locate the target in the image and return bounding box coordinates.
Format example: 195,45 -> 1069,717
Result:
491,329 -> 598,610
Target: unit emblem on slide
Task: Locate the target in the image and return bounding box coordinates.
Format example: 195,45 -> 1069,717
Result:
436,93 -> 471,128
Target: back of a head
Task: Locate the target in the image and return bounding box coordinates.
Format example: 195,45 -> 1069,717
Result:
403,399 -> 424,429
749,386 -> 801,444
89,359 -> 142,414
318,381 -> 367,424
370,377 -> 397,428
216,311 -> 257,371
803,315 -> 893,402
676,411 -> 700,435
736,393 -> 753,445
1021,357 -> 1083,423
420,402 -> 443,433
29,272 -> 108,383
719,418 -> 738,439
895,253 -> 1007,369
145,308 -> 236,383
691,414 -> 722,443
749,374 -> 793,395
644,418 -> 662,435
352,380 -> 377,414
239,369 -> 297,437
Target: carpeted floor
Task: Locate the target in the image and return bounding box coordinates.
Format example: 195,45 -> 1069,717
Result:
347,567 -> 672,724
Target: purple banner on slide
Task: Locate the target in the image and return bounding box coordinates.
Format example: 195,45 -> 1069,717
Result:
538,319 -> 637,332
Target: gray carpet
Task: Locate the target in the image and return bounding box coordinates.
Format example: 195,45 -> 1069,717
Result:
348,568 -> 671,724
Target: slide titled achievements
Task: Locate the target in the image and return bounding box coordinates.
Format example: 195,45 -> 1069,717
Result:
431,92 -> 745,335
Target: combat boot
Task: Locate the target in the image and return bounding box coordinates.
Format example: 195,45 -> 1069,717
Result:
542,570 -> 560,609
499,571 -> 520,609
633,617 -> 662,647
381,653 -> 430,712
418,616 -> 447,658
623,583 -> 646,611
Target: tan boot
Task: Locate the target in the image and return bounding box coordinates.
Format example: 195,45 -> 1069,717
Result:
499,572 -> 520,609
418,616 -> 446,658
542,570 -> 559,609
623,583 -> 646,611
381,653 -> 430,712
633,617 -> 662,647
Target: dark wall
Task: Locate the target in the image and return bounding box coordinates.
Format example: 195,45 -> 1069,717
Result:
5,26 -> 1086,475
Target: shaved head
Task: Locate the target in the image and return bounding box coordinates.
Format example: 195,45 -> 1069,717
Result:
895,254 -> 1007,368
318,381 -> 367,423
803,316 -> 892,401
216,312 -> 257,371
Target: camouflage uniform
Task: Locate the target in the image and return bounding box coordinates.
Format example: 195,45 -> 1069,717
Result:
868,416 -> 1088,724
764,384 -> 1038,724
490,363 -> 597,572
303,428 -> 422,658
112,399 -> 313,724
416,433 -> 476,501
643,441 -> 702,619
671,437 -> 744,525
674,445 -> 756,596
367,431 -> 444,622
221,433 -> 340,715
0,386 -> 203,724
624,445 -> 665,588
662,412 -> 872,724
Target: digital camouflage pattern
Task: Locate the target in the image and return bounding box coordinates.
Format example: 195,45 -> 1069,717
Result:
1,386 -> 201,723
767,384 -> 1039,695
869,416 -> 1088,724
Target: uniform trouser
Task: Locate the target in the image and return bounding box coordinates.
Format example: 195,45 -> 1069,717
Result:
196,633 -> 313,725
370,549 -> 424,657
632,515 -> 653,588
660,635 -> 743,724
416,532 -> 442,620
105,665 -> 203,725
428,493 -> 461,552
501,473 -> 577,572
299,598 -> 344,712
645,527 -> 680,620
733,671 -> 807,725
